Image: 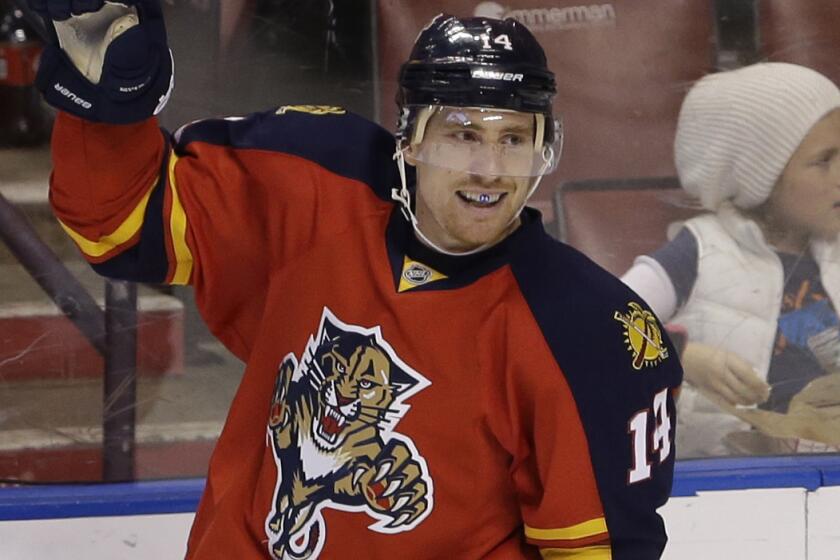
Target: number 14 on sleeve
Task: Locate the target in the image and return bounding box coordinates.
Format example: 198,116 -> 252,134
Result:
628,388 -> 672,484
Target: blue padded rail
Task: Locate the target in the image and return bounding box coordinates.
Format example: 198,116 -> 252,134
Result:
672,455 -> 840,497
0,478 -> 204,521
1,456 -> 839,519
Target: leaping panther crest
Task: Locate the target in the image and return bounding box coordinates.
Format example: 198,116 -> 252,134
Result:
264,307 -> 433,559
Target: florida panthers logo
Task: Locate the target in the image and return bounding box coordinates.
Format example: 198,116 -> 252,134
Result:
265,308 -> 433,559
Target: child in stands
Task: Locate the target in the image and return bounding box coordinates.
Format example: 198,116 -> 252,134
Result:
623,62 -> 840,456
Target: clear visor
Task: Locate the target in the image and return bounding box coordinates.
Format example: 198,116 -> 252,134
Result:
408,106 -> 561,178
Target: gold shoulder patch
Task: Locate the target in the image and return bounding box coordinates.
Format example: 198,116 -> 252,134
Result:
276,105 -> 346,116
613,302 -> 668,370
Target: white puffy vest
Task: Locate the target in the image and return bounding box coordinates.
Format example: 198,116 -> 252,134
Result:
672,203 -> 840,456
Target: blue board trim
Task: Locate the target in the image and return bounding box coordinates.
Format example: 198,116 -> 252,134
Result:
671,466 -> 822,496
1,457 -> 839,519
822,465 -> 840,486
0,478 -> 204,521
676,455 -> 840,471
672,455 -> 840,497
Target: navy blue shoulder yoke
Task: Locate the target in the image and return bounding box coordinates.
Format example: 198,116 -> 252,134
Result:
511,232 -> 682,559
173,107 -> 400,201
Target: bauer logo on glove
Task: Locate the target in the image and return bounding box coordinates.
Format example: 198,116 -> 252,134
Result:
28,0 -> 173,123
52,82 -> 93,109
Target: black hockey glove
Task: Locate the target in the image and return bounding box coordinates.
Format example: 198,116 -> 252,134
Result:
28,0 -> 173,123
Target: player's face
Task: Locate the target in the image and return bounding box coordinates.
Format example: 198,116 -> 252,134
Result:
759,108 -> 840,251
408,108 -> 537,252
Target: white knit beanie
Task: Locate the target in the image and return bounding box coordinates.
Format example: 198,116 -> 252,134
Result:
675,62 -> 840,210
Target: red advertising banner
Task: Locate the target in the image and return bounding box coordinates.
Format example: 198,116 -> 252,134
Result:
761,0 -> 840,87
376,1 -> 715,223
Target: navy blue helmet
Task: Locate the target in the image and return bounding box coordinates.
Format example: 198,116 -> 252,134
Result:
397,13 -> 557,142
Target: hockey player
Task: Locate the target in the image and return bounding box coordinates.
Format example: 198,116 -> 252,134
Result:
29,1 -> 682,558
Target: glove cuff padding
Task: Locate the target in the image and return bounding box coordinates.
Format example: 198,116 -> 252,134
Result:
35,3 -> 173,124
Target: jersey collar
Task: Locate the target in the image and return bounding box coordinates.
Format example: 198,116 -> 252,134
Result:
385,205 -> 547,293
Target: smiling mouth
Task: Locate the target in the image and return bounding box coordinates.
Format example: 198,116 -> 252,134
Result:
456,191 -> 507,208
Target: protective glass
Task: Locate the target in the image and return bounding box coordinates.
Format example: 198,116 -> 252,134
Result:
408,106 -> 561,178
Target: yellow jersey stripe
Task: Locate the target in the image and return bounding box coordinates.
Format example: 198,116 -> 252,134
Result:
540,545 -> 612,559
525,518 -> 608,541
58,185 -> 155,258
168,153 -> 194,285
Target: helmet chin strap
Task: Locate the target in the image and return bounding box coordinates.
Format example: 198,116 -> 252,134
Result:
391,143 -> 552,257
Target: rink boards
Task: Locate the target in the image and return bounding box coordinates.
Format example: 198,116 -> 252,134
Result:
0,456 -> 838,559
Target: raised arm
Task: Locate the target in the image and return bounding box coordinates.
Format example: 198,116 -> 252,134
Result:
32,1 -> 401,363
30,0 -> 175,281
31,0 -> 264,357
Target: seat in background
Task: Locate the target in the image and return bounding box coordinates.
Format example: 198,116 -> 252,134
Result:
553,177 -> 702,276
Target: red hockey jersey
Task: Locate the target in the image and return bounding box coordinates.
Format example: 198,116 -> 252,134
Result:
49,105 -> 682,559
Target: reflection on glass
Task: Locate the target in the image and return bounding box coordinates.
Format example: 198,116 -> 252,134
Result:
2,1 -> 840,495
0,0 -> 373,486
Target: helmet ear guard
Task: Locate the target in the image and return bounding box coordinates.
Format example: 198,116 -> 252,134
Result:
409,106 -> 434,146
